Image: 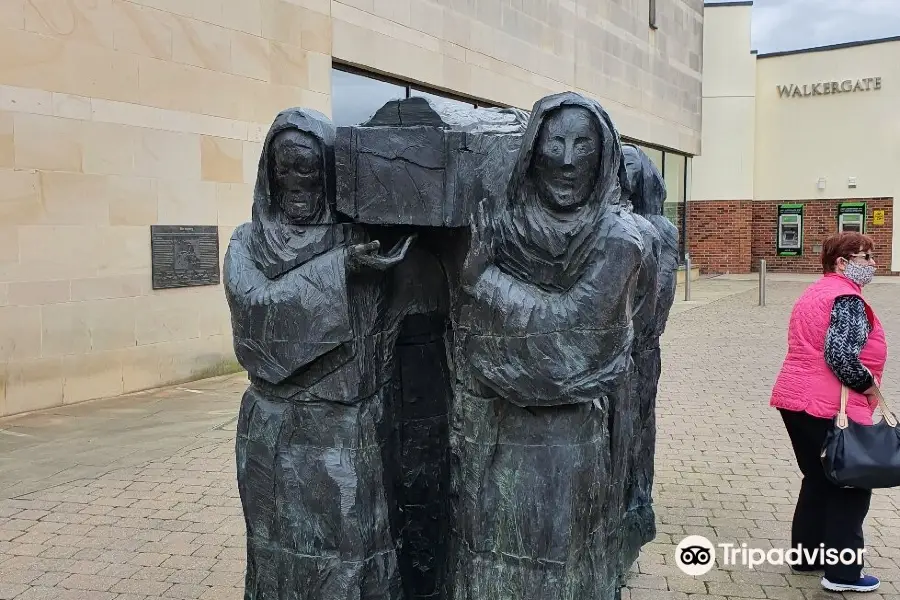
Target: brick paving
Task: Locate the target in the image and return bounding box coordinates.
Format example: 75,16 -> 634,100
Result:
3,277 -> 900,599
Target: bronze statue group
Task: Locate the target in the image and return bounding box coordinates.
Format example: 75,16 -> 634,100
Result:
224,92 -> 679,600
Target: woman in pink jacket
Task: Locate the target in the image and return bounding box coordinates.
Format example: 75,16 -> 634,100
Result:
770,231 -> 886,593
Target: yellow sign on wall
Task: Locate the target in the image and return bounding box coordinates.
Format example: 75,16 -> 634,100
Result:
874,210 -> 885,226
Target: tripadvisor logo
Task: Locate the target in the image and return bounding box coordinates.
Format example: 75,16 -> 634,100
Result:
676,536 -> 715,576
675,535 -> 866,575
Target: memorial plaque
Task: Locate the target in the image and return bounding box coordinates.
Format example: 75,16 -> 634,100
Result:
150,225 -> 220,290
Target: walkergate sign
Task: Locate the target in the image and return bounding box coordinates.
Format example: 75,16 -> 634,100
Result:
777,77 -> 882,98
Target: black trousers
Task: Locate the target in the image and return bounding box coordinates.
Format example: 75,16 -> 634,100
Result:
779,408 -> 872,582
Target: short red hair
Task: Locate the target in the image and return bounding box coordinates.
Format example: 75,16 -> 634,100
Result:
821,232 -> 875,273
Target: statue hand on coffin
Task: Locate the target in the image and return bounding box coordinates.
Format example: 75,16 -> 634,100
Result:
347,233 -> 417,272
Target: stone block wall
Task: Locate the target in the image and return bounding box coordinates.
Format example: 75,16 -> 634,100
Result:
332,0 -> 703,154
0,0 -> 704,417
0,0 -> 332,417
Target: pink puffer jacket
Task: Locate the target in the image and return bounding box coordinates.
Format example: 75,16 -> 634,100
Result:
770,273 -> 887,425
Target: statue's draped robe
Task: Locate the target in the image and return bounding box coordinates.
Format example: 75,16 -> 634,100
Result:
448,93 -> 644,600
224,107 -> 405,600
625,214 -> 678,540
617,213 -> 661,579
618,146 -> 681,574
226,223 -> 406,600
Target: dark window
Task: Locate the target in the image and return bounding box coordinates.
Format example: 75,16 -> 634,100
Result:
663,152 -> 688,260
331,65 -> 495,127
331,68 -> 405,127
649,0 -> 658,29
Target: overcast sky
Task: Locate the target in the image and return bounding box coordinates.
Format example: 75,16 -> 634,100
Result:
706,0 -> 900,54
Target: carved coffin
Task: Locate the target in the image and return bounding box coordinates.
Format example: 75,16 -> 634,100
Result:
335,96 -> 528,227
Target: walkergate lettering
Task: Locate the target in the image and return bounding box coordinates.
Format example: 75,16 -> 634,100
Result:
777,77 -> 882,98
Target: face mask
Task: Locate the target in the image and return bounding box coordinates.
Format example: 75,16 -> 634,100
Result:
843,260 -> 876,287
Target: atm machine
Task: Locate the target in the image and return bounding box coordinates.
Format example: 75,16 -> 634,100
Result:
838,202 -> 866,233
777,204 -> 804,256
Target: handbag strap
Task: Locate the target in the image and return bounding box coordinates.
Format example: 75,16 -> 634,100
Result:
838,384 -> 899,428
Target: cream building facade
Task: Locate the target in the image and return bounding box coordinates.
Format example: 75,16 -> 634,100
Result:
691,0 -> 898,275
0,0 -> 704,417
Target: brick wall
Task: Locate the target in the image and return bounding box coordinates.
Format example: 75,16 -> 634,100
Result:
751,198 -> 894,275
685,200 -> 753,274
684,198 -> 895,275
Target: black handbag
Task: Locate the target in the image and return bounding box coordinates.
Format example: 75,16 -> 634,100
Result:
821,385 -> 900,489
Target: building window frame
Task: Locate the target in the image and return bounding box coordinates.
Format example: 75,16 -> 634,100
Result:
332,62 -> 500,114
682,158 -> 689,263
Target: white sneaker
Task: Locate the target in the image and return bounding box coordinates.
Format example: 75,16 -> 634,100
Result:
821,573 -> 880,593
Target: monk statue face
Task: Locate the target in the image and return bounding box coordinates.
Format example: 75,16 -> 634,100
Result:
270,129 -> 324,223
531,106 -> 601,211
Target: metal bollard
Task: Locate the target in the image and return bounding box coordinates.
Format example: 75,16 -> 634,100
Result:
684,255 -> 692,301
759,259 -> 767,306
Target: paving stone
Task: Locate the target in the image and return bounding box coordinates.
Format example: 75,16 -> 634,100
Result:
131,567 -> 177,582
0,571 -> 41,585
65,560 -> 112,575
16,588 -> 117,600
110,579 -> 173,596
59,573 -> 121,591
97,563 -> 142,579
0,532 -> 22,543
666,577 -> 707,593
627,573 -> 668,590
628,591 -> 690,600
29,572 -> 69,587
729,570 -> 789,586
162,583 -> 210,599
0,583 -> 28,599
166,569 -> 213,585
198,572 -> 242,588
197,587 -> 242,600
763,585 -> 807,600
191,546 -> 221,559
706,581 -> 767,597
129,553 -> 171,568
